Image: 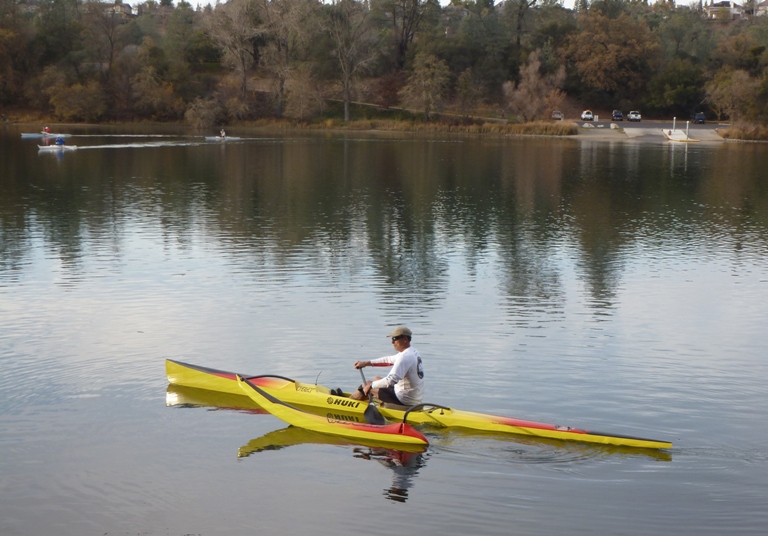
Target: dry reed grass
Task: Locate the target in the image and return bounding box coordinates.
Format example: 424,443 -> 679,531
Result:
243,117 -> 578,137
719,124 -> 768,141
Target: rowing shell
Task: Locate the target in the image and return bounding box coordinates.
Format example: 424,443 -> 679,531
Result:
23,132 -> 73,138
236,375 -> 429,447
38,145 -> 78,151
166,359 -> 672,449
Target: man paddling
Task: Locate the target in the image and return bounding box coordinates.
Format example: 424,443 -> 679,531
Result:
350,326 -> 424,406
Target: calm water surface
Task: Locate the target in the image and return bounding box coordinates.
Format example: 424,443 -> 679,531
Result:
1,124 -> 767,535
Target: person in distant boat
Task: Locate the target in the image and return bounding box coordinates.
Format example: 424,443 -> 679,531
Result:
44,126 -> 51,133
220,128 -> 226,138
350,326 -> 424,406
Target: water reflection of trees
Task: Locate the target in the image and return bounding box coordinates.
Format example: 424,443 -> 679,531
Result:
3,135 -> 768,316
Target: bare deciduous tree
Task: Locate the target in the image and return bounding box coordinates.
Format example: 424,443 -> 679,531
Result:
505,0 -> 538,48
184,96 -> 223,129
705,69 -> 760,124
375,0 -> 436,69
256,0 -> 317,117
503,50 -> 564,122
285,63 -> 325,120
203,0 -> 259,97
399,52 -> 449,119
323,0 -> 380,122
81,1 -> 132,82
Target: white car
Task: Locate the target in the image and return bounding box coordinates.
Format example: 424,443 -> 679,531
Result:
628,111 -> 642,122
581,110 -> 593,121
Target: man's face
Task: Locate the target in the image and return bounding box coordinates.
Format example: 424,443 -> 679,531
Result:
391,336 -> 409,351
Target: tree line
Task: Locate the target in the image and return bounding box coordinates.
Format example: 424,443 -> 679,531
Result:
1,0 -> 767,126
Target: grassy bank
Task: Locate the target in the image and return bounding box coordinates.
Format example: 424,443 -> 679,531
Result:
718,124 -> 768,141
282,101 -> 579,136
245,117 -> 578,136
4,100 -> 578,137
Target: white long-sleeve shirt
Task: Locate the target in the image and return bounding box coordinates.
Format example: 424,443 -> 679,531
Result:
370,346 -> 424,405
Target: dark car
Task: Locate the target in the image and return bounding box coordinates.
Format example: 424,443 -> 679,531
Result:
693,112 -> 706,124
612,110 -> 623,121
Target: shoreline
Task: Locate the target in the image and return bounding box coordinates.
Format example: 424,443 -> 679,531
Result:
3,117 -> 733,143
572,122 -> 727,143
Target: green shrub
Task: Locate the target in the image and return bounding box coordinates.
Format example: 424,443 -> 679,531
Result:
48,81 -> 107,122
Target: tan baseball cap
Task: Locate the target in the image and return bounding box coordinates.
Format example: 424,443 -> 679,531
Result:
386,326 -> 412,338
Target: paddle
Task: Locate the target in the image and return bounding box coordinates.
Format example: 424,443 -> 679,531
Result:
359,368 -> 386,425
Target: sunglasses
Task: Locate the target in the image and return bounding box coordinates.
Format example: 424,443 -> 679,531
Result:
391,336 -> 403,342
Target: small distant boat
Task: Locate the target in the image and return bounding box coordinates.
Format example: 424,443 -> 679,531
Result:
41,131 -> 72,138
23,132 -> 72,139
205,136 -> 240,142
38,144 -> 78,152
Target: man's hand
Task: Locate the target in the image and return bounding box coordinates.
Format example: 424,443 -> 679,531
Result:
354,360 -> 370,369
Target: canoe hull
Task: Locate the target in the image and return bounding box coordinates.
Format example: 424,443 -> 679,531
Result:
23,132 -> 72,138
165,359 -> 672,449
38,145 -> 77,151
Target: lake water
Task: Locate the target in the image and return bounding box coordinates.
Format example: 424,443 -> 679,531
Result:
1,124 -> 767,535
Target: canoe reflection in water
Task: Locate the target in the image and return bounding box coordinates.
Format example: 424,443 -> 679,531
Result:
238,426 -> 428,503
169,383 -> 669,503
166,384 -> 268,415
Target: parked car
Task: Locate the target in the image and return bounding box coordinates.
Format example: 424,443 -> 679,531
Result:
612,110 -> 623,121
693,112 -> 706,124
551,110 -> 563,121
581,110 -> 593,121
628,110 -> 642,122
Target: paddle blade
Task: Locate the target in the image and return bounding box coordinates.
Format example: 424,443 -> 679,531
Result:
364,402 -> 386,425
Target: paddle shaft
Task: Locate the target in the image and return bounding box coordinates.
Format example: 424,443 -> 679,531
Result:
359,368 -> 385,425
359,367 -> 367,390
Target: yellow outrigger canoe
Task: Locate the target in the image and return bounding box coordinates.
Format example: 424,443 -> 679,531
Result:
166,359 -> 672,450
